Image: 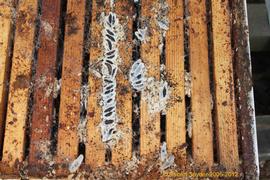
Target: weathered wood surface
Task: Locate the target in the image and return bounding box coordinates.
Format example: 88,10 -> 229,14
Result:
2,0 -> 38,166
165,0 -> 186,166
57,0 -> 86,162
211,0 -> 239,170
85,0 -> 106,168
140,0 -> 161,157
232,0 -> 259,178
0,0 -> 256,178
111,0 -> 133,165
188,0 -> 213,167
0,0 -> 14,152
29,0 -> 61,165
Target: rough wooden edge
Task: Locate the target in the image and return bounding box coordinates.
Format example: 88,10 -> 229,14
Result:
56,0 -> 86,162
188,0 -> 213,167
165,0 -> 186,167
2,0 -> 38,166
231,0 -> 259,178
211,0 -> 239,170
29,0 -> 61,165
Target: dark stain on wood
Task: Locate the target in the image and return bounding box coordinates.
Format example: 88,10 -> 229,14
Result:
13,75 -> 29,90
65,12 -> 79,36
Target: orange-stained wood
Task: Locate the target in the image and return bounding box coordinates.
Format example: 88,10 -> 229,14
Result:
29,0 -> 61,165
85,0 -> 107,168
165,0 -> 186,166
2,0 -> 38,166
188,0 -> 214,167
0,0 -> 14,151
57,0 -> 86,162
140,0 -> 161,156
211,0 -> 239,170
111,0 -> 134,165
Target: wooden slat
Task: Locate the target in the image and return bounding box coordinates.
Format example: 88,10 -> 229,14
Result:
29,0 -> 61,164
85,0 -> 106,168
211,0 -> 239,170
111,0 -> 133,165
232,0 -> 259,177
0,0 -> 14,149
140,0 -> 161,156
188,0 -> 213,167
2,0 -> 38,166
165,0 -> 186,164
57,0 -> 86,162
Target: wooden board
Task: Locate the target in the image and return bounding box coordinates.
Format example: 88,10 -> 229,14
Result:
29,0 -> 61,165
0,0 -> 14,151
188,0 -> 213,167
211,0 -> 239,170
111,0 -> 133,165
2,0 -> 38,166
140,0 -> 161,156
232,0 -> 259,177
56,0 -> 86,162
0,0 -> 256,177
85,0 -> 106,168
165,0 -> 186,165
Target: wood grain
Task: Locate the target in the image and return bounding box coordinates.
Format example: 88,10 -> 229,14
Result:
111,0 -> 133,165
29,0 -> 61,165
85,0 -> 106,168
0,0 -> 244,174
211,0 -> 239,170
232,0 -> 259,177
56,0 -> 86,162
2,0 -> 38,166
188,0 -> 213,167
0,0 -> 14,150
165,0 -> 186,165
140,0 -> 161,156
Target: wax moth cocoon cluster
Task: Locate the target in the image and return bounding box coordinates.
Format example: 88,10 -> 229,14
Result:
129,59 -> 146,91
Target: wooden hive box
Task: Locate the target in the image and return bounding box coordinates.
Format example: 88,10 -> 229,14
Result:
0,0 -> 259,179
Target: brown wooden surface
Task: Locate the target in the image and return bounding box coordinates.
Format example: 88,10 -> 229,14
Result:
56,0 -> 86,162
211,0 -> 239,170
29,0 -> 61,165
2,0 -> 38,166
165,0 -> 186,165
232,0 -> 259,178
85,0 -> 106,168
0,0 -> 254,177
111,0 -> 133,165
140,0 -> 161,156
188,0 -> 213,167
0,0 -> 14,150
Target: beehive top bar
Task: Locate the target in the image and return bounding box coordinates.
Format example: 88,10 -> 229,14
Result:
0,0 -> 258,179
